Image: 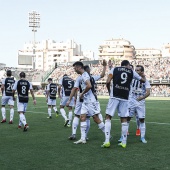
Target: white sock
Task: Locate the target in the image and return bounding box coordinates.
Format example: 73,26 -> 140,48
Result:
1,107 -> 6,120
98,113 -> 103,122
48,108 -> 52,117
80,121 -> 87,141
72,116 -> 79,135
140,122 -> 146,139
19,113 -> 27,126
10,108 -> 14,121
68,111 -> 73,124
19,119 -> 22,126
86,118 -> 90,138
136,115 -> 140,129
98,122 -> 105,133
53,106 -> 57,112
60,108 -> 67,121
127,121 -> 130,132
122,122 -> 128,145
105,119 -> 111,143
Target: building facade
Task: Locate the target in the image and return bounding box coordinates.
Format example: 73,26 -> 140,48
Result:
98,38 -> 136,61
18,39 -> 93,71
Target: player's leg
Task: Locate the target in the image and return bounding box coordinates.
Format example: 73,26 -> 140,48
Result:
60,97 -> 69,125
135,112 -> 140,136
68,102 -> 82,140
67,106 -> 73,127
18,102 -> 29,131
8,97 -> 14,124
51,99 -> 59,117
118,100 -> 129,148
47,98 -> 52,118
137,105 -> 147,143
74,103 -> 87,144
101,98 -> 118,148
1,97 -> 8,123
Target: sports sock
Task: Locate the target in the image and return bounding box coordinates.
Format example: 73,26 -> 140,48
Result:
121,122 -> 128,145
98,122 -> 105,133
48,108 -> 52,117
80,121 -> 87,141
68,111 -> 73,124
136,114 -> 140,129
86,118 -> 90,138
60,108 -> 67,121
53,106 -> 58,112
1,107 -> 6,120
140,122 -> 146,138
72,116 -> 79,135
98,113 -> 103,122
19,113 -> 27,126
105,119 -> 111,143
10,108 -> 14,121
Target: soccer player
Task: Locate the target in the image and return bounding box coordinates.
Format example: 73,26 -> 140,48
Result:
67,61 -> 105,144
1,70 -> 15,124
127,65 -> 151,143
102,60 -> 146,148
46,78 -> 58,119
12,72 -> 36,131
83,60 -> 107,131
58,74 -> 74,127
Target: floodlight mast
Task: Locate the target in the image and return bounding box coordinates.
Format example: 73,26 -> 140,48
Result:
29,11 -> 40,69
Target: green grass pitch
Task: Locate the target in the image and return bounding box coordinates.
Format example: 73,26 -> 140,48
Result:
0,96 -> 170,170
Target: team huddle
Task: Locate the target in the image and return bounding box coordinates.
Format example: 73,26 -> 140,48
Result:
1,59 -> 151,148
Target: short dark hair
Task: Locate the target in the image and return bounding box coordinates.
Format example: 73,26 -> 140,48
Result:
136,65 -> 144,72
84,65 -> 90,71
73,61 -> 84,68
6,70 -> 12,77
63,74 -> 67,77
48,78 -> 52,81
121,60 -> 130,66
19,72 -> 26,78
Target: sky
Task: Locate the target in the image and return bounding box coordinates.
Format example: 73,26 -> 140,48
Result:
1,0 -> 170,67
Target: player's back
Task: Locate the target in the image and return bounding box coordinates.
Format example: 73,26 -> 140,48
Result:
17,79 -> 30,103
62,76 -> 74,96
4,77 -> 15,97
111,66 -> 133,100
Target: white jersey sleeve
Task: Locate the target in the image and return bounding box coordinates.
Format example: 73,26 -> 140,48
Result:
92,75 -> 101,81
133,70 -> 142,80
74,76 -> 81,88
12,81 -> 18,90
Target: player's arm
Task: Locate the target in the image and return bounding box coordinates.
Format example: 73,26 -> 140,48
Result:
58,85 -> 62,98
30,89 -> 36,105
1,84 -> 4,95
66,87 -> 77,106
12,81 -> 17,101
133,71 -> 146,83
106,74 -> 113,95
137,88 -> 150,101
80,80 -> 92,97
100,59 -> 107,78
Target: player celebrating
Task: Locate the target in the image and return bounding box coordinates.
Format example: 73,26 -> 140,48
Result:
1,70 -> 15,124
128,65 -> 151,143
102,60 -> 146,148
58,74 -> 74,127
46,78 -> 58,119
12,72 -> 36,131
67,61 -> 105,144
